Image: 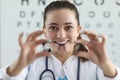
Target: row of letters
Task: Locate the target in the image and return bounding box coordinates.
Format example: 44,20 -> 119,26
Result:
19,10 -> 120,18
21,0 -> 120,6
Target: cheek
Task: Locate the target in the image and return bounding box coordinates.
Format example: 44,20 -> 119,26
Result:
45,32 -> 56,40
68,31 -> 79,41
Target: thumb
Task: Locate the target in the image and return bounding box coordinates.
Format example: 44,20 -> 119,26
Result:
76,51 -> 89,59
35,51 -> 50,59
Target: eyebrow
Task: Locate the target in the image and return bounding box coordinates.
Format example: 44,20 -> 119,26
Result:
48,22 -> 73,25
49,23 -> 58,25
65,22 -> 73,25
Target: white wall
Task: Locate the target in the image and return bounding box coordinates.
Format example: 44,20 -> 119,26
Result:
0,0 -> 120,68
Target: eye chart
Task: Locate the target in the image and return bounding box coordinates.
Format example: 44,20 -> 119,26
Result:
0,0 -> 120,68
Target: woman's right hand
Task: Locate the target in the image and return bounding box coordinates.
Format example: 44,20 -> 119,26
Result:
7,30 -> 49,76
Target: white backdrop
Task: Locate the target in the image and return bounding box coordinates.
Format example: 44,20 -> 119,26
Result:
0,0 -> 120,68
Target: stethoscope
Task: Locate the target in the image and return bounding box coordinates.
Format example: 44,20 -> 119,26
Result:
39,56 -> 80,80
39,43 -> 98,80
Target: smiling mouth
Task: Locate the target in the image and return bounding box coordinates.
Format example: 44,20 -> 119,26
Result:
54,40 -> 69,46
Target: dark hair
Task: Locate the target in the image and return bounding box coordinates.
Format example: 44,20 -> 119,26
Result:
43,1 -> 80,26
43,1 -> 88,61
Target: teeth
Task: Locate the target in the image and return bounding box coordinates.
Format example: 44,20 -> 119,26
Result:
57,41 -> 67,45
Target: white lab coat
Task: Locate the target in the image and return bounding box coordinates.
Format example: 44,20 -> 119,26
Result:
0,54 -> 120,80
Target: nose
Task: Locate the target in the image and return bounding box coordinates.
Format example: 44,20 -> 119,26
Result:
57,28 -> 66,38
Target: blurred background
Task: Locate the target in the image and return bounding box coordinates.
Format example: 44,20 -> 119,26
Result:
0,0 -> 120,68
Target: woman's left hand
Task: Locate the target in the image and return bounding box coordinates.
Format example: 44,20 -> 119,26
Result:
76,30 -> 117,77
76,30 -> 108,66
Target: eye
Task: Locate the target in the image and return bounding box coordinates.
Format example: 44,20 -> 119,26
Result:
65,26 -> 73,31
48,26 -> 58,31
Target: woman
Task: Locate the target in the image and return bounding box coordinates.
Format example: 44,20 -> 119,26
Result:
0,1 -> 120,80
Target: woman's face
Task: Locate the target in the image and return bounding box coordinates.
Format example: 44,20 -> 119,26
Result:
44,9 -> 81,55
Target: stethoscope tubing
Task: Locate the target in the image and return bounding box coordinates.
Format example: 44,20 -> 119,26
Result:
39,68 -> 56,80
38,56 -> 99,80
39,57 -> 81,80
77,57 -> 80,80
39,57 -> 55,80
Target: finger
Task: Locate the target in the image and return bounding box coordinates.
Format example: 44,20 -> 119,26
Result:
81,31 -> 99,41
27,30 -> 44,41
98,34 -> 106,44
35,39 -> 49,46
91,35 -> 99,41
86,32 -> 99,41
35,51 -> 50,59
76,39 -> 88,45
19,33 -> 24,46
76,51 -> 89,59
